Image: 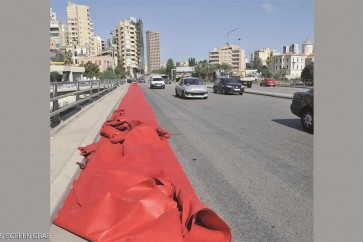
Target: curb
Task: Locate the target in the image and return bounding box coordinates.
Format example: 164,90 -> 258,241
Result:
50,84 -> 130,222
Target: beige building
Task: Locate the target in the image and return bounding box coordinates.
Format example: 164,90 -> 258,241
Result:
50,8 -> 67,49
146,30 -> 161,74
252,48 -> 279,66
66,1 -> 94,51
209,44 -> 246,73
114,17 -> 145,77
50,19 -> 68,49
76,56 -> 114,72
176,61 -> 188,67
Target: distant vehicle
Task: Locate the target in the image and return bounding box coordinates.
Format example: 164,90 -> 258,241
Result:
127,79 -> 133,83
164,79 -> 172,84
213,77 -> 244,95
175,77 -> 208,99
260,78 -> 277,87
139,78 -> 145,83
290,89 -> 314,132
150,76 -> 165,89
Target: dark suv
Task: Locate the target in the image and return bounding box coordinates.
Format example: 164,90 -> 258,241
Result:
290,89 -> 314,132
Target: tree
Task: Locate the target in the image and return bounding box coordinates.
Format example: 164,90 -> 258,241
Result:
281,67 -> 287,77
101,70 -> 117,79
63,50 -> 73,65
301,62 -> 314,81
79,61 -> 100,79
165,59 -> 175,78
114,60 -> 126,78
50,71 -> 61,82
253,58 -> 263,72
151,68 -> 167,74
260,66 -> 272,78
273,71 -> 282,80
188,57 -> 196,67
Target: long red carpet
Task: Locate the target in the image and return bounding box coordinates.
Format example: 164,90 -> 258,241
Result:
53,83 -> 232,241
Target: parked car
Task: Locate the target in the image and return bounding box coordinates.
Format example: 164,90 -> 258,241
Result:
139,78 -> 145,83
213,77 -> 244,95
164,78 -> 172,84
260,78 -> 277,87
127,79 -> 133,83
150,76 -> 165,89
175,77 -> 208,99
290,89 -> 314,132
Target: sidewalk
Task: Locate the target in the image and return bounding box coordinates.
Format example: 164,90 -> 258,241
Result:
50,84 -> 129,241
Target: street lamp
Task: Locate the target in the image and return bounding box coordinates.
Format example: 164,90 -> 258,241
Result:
226,28 -> 239,45
109,31 -> 115,74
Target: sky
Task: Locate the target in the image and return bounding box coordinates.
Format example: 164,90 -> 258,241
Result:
50,0 -> 314,63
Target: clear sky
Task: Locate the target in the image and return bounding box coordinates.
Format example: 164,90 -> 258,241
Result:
50,0 -> 314,63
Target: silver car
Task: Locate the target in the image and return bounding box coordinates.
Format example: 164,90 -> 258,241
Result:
175,77 -> 208,99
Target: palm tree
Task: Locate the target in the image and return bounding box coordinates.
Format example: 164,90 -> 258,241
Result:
63,50 -> 73,65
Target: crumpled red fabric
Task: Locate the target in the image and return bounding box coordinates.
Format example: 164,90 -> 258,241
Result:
53,84 -> 231,241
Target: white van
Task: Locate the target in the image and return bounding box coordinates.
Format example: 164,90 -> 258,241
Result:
150,75 -> 165,89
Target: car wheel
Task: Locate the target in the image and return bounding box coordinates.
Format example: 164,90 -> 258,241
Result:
239,92 -> 243,95
301,108 -> 313,132
203,96 -> 208,99
182,91 -> 185,98
150,85 -> 152,89
175,89 -> 179,97
223,88 -> 227,95
213,87 -> 217,93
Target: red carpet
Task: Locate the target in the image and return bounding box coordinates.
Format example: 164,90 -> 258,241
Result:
53,83 -> 231,241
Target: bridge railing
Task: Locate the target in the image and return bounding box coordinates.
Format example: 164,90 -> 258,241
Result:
50,79 -> 126,121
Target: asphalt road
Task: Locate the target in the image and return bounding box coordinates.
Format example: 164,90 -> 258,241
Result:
140,83 -> 313,242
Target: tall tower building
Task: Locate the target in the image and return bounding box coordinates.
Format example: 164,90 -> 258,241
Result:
66,1 -> 94,50
136,19 -> 145,74
146,30 -> 160,74
114,17 -> 145,77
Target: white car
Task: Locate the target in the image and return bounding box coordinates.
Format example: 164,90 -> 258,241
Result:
150,76 -> 165,89
175,77 -> 208,99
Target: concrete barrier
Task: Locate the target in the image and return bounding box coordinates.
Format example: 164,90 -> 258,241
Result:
206,84 -> 293,99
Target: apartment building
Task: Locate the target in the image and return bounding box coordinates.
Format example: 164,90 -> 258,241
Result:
146,30 -> 160,74
50,9 -> 67,49
251,48 -> 279,66
209,44 -> 246,73
113,17 -> 145,77
66,1 -> 94,50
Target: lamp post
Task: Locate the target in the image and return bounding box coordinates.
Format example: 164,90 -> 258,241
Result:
226,28 -> 239,45
109,31 -> 115,75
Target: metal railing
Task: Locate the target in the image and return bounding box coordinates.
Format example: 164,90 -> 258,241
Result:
50,79 -> 125,121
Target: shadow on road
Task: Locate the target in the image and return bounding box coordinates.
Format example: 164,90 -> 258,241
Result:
271,119 -> 313,134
